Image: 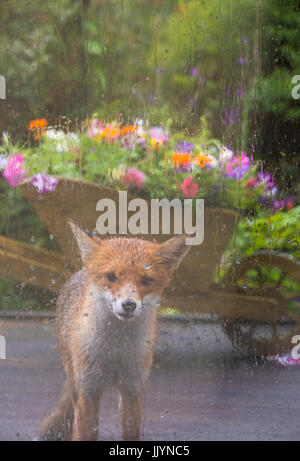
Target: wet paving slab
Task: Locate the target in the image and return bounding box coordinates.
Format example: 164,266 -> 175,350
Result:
0,316 -> 300,441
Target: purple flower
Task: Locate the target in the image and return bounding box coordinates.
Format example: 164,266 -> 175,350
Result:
243,37 -> 248,46
191,67 -> 198,76
236,88 -> 243,96
239,57 -> 247,65
257,171 -> 277,196
226,152 -> 250,179
174,164 -> 192,174
224,108 -> 240,125
273,199 -> 287,213
31,173 -> 58,194
176,140 -> 194,154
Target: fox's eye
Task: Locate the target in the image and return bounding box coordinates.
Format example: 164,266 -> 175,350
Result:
106,272 -> 117,283
140,276 -> 154,286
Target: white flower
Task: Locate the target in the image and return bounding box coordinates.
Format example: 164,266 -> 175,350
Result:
134,118 -> 145,137
44,129 -> 66,141
219,146 -> 234,163
206,154 -> 218,168
44,129 -> 79,152
0,155 -> 8,170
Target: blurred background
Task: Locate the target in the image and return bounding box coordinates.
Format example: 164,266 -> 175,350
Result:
0,0 -> 299,183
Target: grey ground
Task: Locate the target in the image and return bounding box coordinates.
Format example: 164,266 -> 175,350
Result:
0,316 -> 300,441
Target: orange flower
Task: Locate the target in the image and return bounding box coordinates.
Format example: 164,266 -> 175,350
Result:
121,125 -> 137,137
193,153 -> 212,168
95,125 -> 121,143
28,118 -> 48,140
171,152 -> 193,167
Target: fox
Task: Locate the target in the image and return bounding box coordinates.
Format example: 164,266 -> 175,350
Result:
39,219 -> 191,441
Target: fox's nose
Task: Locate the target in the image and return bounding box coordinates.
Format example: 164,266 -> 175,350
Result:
122,299 -> 137,313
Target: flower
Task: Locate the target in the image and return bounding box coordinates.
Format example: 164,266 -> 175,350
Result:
193,153 -> 215,168
123,168 -> 146,189
28,118 -> 48,140
3,154 -> 27,187
224,107 -> 240,125
176,140 -> 194,154
44,129 -> 66,141
121,125 -> 137,137
87,121 -> 121,143
31,173 -> 58,194
96,124 -> 121,143
172,152 -> 193,172
87,119 -> 101,138
44,130 -> 79,153
219,146 -> 234,164
0,155 -> 8,170
181,177 -> 198,198
226,152 -> 250,179
272,197 -> 294,213
257,171 -> 277,196
245,178 -> 257,189
149,127 -> 168,150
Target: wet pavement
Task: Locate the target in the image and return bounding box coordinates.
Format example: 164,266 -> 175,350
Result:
0,316 -> 300,441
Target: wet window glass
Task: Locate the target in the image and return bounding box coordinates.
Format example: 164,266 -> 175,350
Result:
0,0 -> 299,443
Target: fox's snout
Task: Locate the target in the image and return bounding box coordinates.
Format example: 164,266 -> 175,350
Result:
122,299 -> 137,313
114,297 -> 140,321
111,284 -> 143,321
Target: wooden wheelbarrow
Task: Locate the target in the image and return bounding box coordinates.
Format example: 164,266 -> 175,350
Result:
0,177 -> 299,355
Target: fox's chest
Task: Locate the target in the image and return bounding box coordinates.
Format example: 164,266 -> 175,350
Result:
76,316 -> 154,386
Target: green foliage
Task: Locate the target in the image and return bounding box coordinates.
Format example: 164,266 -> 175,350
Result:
234,206 -> 300,259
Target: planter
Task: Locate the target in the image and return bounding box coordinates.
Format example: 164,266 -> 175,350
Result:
19,177 -> 239,312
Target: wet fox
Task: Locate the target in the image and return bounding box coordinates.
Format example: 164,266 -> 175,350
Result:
39,220 -> 191,441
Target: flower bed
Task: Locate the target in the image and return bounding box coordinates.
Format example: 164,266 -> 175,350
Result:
0,118 -> 294,216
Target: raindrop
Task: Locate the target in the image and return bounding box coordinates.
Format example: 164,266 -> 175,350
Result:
144,264 -> 151,270
50,234 -> 54,240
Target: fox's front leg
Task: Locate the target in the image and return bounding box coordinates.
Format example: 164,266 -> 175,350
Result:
119,386 -> 144,441
72,391 -> 101,441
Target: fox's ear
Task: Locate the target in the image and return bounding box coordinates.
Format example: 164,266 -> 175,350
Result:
68,219 -> 99,264
156,235 -> 191,271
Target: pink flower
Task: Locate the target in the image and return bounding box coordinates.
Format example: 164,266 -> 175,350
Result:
3,154 -> 27,187
123,168 -> 146,189
181,177 -> 198,198
149,127 -> 169,144
31,173 -> 58,194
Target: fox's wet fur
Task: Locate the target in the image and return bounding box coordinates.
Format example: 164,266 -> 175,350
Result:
39,221 -> 191,441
